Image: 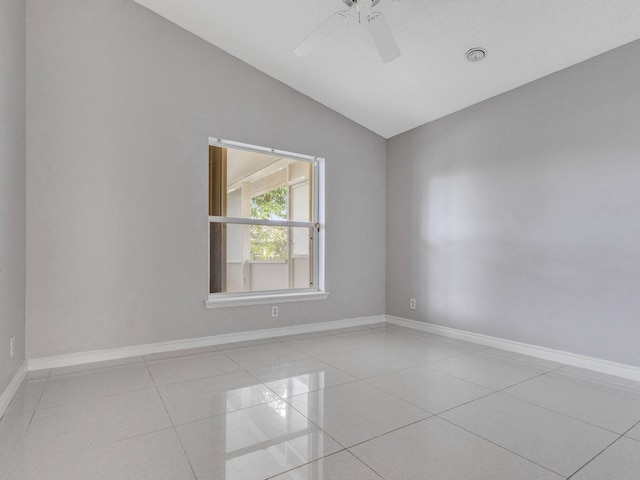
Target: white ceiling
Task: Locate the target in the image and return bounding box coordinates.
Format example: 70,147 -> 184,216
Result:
134,0 -> 640,139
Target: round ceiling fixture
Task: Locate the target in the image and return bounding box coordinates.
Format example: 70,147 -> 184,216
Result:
466,48 -> 487,62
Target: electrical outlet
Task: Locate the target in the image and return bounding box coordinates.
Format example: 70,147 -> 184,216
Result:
271,306 -> 279,317
10,336 -> 15,357
409,298 -> 417,310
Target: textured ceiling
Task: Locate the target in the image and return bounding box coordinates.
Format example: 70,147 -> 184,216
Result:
133,0 -> 640,139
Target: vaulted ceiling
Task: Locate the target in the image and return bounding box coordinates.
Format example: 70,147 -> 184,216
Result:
133,0 -> 640,138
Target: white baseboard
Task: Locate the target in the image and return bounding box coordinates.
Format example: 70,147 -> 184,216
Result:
0,361 -> 28,418
387,315 -> 640,382
27,315 -> 386,371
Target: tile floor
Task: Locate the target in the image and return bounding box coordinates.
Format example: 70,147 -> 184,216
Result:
2,323 -> 640,479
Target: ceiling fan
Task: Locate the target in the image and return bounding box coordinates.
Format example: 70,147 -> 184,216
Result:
294,0 -> 401,63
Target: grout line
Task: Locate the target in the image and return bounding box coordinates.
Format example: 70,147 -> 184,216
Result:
28,368 -> 51,415
436,416 -> 567,478
622,419 -> 640,437
351,355 -> 554,421
143,361 -> 199,480
566,433 -> 625,479
420,358 -> 550,392
6,409 -> 177,479
261,448 -> 387,480
549,367 -> 640,395
496,376 -> 636,436
3,410 -> 35,480
146,367 -> 290,430
343,449 -> 387,480
555,365 -> 640,390
47,357 -> 146,378
25,385 -> 159,414
277,395 -> 354,450
262,450 -> 349,480
424,390 -> 499,417
340,415 -> 434,450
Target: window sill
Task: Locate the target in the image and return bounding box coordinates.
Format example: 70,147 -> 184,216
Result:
205,291 -> 330,309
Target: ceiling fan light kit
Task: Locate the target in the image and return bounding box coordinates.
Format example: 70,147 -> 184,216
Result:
295,0 -> 401,63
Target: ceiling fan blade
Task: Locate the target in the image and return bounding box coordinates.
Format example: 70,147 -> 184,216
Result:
368,12 -> 400,63
294,11 -> 349,57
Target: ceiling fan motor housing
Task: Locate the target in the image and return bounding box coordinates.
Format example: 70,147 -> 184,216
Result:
343,0 -> 382,7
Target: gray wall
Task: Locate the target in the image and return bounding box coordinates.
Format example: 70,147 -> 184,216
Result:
26,0 -> 386,358
387,39 -> 640,367
0,0 -> 26,391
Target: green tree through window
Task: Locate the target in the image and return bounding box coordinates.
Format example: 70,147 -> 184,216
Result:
250,186 -> 288,261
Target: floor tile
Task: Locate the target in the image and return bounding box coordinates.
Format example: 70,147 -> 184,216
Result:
176,402 -> 342,480
288,380 -> 429,447
429,351 -> 547,390
158,371 -> 279,425
315,346 -> 408,378
38,363 -> 154,409
382,324 -> 421,335
270,451 -> 382,480
4,378 -> 47,415
8,428 -> 195,480
440,393 -> 618,477
216,337 -> 282,351
429,336 -> 492,351
318,341 -> 472,379
49,356 -> 145,376
482,348 -> 564,370
350,416 -> 562,480
275,331 -> 335,342
4,328 -> 640,480
557,366 -> 640,392
350,328 -> 438,346
366,364 -> 492,413
285,332 -> 385,356
364,322 -> 388,329
249,358 -> 357,398
25,369 -> 50,380
16,388 -> 171,460
310,325 -> 380,337
626,422 -> 640,441
339,324 -> 385,332
0,412 -> 32,479
223,343 -> 308,369
143,345 -> 219,362
384,325 -> 489,350
502,371 -> 640,433
571,437 -> 640,480
146,352 -> 242,386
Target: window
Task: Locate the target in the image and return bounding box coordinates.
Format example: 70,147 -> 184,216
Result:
206,139 -> 327,308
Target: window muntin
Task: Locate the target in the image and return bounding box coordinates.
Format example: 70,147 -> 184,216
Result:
208,139 -> 321,299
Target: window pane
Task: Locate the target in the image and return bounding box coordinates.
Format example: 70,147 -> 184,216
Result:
213,224 -> 313,294
211,146 -> 313,221
250,224 -> 288,261
250,186 -> 288,223
291,182 -> 310,223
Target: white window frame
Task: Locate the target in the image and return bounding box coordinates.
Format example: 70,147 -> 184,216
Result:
205,138 -> 328,309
